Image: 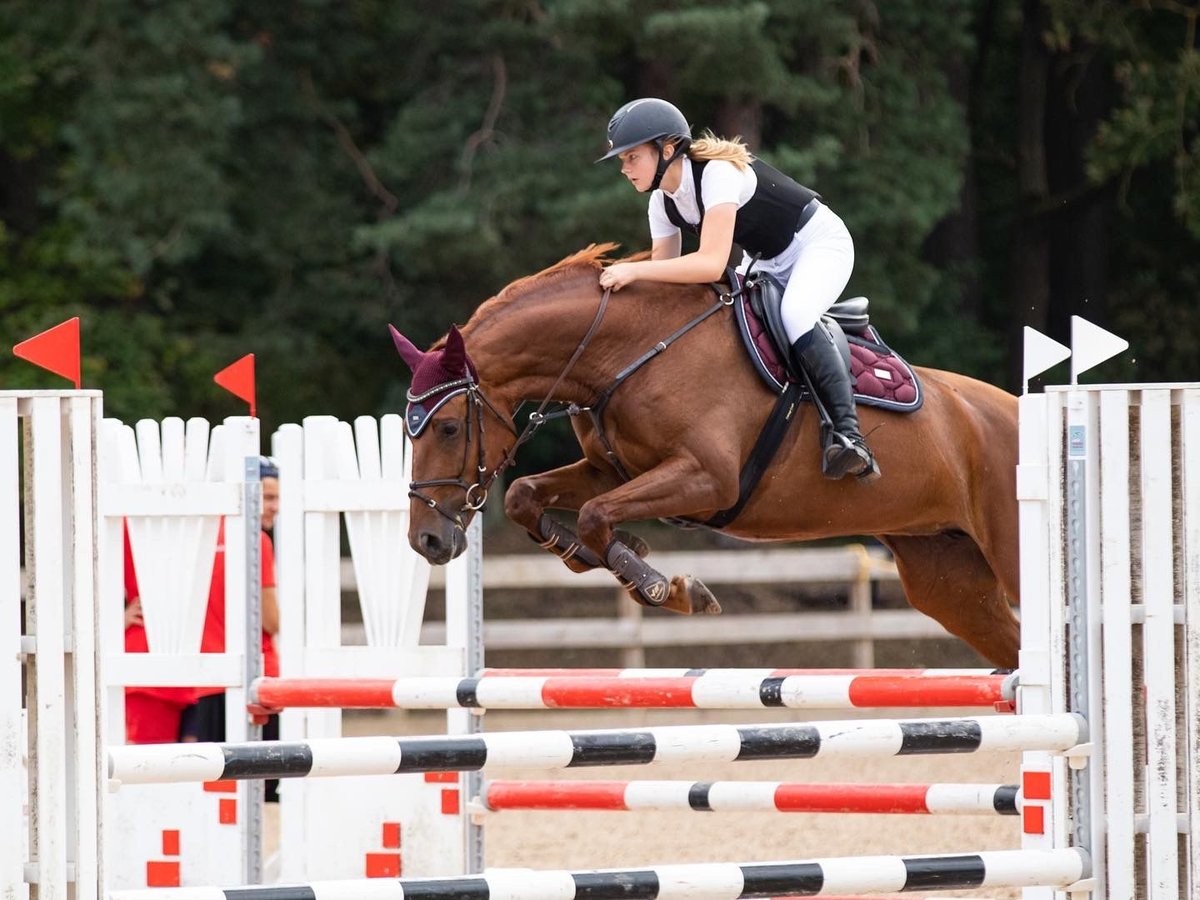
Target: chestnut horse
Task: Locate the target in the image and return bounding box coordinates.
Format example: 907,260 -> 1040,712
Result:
391,245 -> 1020,667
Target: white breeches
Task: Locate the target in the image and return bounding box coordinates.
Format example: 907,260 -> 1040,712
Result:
741,203 -> 855,345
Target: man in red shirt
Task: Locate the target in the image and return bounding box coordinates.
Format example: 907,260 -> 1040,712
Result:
178,457 -> 281,744
123,526 -> 197,743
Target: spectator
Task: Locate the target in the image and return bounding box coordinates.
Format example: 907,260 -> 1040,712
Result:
122,524 -> 197,743
178,457 -> 281,754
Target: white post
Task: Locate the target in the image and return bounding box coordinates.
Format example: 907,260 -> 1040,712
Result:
445,515 -> 484,873
0,398 -> 25,895
1139,389 -> 1180,896
1097,390 -> 1134,900
10,392 -> 105,899
1182,388 -> 1200,899
66,394 -> 104,900
28,395 -> 71,898
1063,388 -> 1105,890
241,456 -> 263,885
1017,390 -> 1071,900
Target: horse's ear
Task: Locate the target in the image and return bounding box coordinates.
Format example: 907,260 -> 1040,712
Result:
388,324 -> 426,373
443,325 -> 466,374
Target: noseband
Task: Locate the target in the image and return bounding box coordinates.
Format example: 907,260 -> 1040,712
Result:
407,288 -> 614,532
407,381 -> 519,530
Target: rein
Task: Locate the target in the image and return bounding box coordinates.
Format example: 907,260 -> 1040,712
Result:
582,287 -> 734,478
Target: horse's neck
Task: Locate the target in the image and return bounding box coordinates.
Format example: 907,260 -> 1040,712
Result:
466,276 -> 713,405
465,281 -> 615,404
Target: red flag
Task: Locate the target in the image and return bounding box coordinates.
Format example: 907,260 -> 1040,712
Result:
13,317 -> 82,388
214,353 -> 256,417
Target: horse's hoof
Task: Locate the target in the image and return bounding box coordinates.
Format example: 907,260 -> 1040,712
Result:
658,575 -> 722,616
613,529 -> 650,558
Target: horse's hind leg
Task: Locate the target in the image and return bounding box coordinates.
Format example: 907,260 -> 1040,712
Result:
880,533 -> 1020,669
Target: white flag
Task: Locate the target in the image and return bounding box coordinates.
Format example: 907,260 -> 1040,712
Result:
1023,326 -> 1072,391
1070,316 -> 1129,383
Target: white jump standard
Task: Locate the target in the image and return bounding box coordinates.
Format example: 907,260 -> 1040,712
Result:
106,714 -> 1084,785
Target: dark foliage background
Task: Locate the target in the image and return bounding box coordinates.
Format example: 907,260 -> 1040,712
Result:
3,0 -> 1197,467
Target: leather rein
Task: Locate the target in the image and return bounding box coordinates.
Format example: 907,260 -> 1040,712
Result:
408,283 -> 736,533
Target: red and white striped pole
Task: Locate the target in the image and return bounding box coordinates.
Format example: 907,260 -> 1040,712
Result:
251,670 -> 1016,712
481,779 -> 1020,815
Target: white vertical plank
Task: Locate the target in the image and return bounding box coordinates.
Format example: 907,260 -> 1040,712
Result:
182,417 -> 210,482
0,398 -> 24,895
1041,391 -> 1071,870
1180,388 -> 1200,900
133,419 -> 163,483
97,420 -> 131,746
1140,389 -> 1179,897
218,416 -> 257,747
387,417 -> 430,648
67,396 -> 101,899
271,422 -> 307,884
1072,388 -> 1108,895
1017,391 -> 1056,900
29,396 -> 68,896
1098,389 -> 1134,899
287,416 -> 342,885
300,417 -> 342,734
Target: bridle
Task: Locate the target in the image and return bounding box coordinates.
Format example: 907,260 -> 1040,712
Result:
407,288 -> 614,532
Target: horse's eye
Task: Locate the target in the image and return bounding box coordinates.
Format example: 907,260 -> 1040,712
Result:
438,421 -> 461,439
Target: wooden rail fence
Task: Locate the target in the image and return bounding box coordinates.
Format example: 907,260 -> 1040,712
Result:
338,544 -> 955,668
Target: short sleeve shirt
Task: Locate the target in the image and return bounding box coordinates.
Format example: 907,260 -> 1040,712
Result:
648,157 -> 758,239
195,521 -> 279,692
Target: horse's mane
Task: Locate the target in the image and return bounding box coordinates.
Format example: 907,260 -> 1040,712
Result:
481,244 -> 650,312
445,244 -> 652,345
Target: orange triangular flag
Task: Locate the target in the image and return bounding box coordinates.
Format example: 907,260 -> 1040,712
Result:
214,353 -> 256,417
14,317 -> 81,388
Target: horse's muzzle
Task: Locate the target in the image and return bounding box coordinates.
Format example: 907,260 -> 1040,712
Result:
411,525 -> 464,565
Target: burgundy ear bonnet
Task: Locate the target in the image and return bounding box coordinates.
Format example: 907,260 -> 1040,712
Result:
389,325 -> 478,437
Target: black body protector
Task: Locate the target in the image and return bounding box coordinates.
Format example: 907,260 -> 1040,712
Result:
660,158 -> 819,260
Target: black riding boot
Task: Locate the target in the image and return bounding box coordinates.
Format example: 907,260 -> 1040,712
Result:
792,331 -> 881,481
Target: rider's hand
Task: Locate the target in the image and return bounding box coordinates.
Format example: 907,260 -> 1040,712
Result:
124,599 -> 143,628
599,262 -> 638,291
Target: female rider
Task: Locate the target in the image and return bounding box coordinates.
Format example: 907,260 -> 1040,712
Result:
597,98 -> 878,481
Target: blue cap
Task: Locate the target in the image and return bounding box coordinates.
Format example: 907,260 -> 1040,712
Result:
258,455 -> 279,479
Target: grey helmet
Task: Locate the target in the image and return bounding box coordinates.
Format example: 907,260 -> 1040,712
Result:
597,98 -> 691,190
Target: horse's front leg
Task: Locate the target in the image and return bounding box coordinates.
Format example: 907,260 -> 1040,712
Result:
504,459 -> 648,574
575,458 -> 732,616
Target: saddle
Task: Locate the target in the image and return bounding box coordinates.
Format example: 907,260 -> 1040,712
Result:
731,271 -> 923,413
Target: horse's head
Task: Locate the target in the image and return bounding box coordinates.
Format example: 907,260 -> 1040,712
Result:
390,323 -> 516,564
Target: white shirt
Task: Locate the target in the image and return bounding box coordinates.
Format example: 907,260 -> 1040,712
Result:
647,156 -> 808,278
648,157 -> 757,238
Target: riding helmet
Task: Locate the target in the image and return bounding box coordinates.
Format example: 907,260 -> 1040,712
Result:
596,98 -> 691,162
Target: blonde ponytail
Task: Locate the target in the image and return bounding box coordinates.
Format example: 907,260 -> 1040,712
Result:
687,130 -> 754,169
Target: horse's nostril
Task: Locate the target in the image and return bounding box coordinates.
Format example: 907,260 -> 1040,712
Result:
419,531 -> 443,557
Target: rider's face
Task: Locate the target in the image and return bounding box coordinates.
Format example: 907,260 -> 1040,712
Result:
618,143 -> 659,192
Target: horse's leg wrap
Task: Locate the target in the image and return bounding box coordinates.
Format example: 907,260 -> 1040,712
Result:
606,539 -> 670,607
536,514 -> 606,569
